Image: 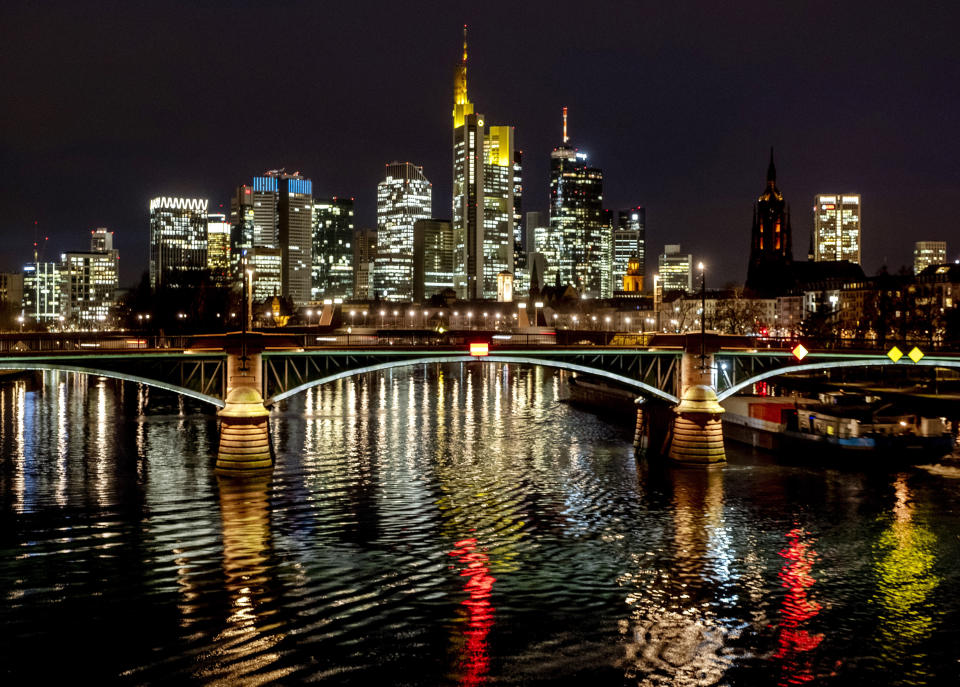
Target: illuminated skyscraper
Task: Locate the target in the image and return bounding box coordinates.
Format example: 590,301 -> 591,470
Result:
612,207 -> 645,292
206,213 -> 231,287
375,162 -> 432,301
354,228 -> 377,300
413,219 -> 455,302
813,194 -> 861,264
312,197 -> 355,301
745,149 -> 793,296
659,244 -> 693,293
914,241 -> 947,274
451,27 -> 519,300
230,172 -> 313,304
545,108 -> 605,297
149,196 -> 208,289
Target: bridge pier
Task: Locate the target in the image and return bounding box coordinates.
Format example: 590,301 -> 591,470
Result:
216,337 -> 272,474
666,336 -> 726,466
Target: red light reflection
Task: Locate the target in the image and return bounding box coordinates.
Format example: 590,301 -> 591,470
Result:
774,527 -> 824,684
449,537 -> 496,686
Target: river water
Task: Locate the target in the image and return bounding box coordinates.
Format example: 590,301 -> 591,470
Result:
1,364 -> 960,685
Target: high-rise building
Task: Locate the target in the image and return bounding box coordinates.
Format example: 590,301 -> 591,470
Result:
613,206 -> 646,293
312,197 -> 355,301
230,172 -> 313,304
60,252 -> 118,325
745,149 -> 793,296
0,273 -> 23,314
451,28 -> 520,300
813,194 -> 861,264
22,262 -> 61,322
375,162 -> 432,301
659,244 -> 693,293
90,227 -> 114,252
914,241 -> 947,274
354,228 -> 377,300
545,108 -> 605,297
206,213 -> 231,287
413,219 -> 455,302
149,196 -> 208,289
248,247 -> 282,303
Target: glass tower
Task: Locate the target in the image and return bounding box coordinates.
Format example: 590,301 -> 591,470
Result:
451,27 -> 519,300
312,197 -> 355,301
206,213 -> 231,287
149,196 -> 208,290
545,108 -> 605,297
612,206 -> 645,293
375,162 -> 432,301
813,194 -> 861,264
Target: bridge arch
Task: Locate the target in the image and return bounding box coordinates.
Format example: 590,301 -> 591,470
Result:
0,361 -> 225,408
266,354 -> 680,405
716,357 -> 960,402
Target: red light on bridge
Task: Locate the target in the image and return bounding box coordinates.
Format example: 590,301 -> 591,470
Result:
469,342 -> 489,357
792,343 -> 808,361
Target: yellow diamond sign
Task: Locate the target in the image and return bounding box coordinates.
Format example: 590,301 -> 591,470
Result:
887,346 -> 903,362
792,343 -> 808,361
908,347 -> 924,363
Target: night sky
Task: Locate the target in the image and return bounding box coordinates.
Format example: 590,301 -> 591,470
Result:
2,0 -> 958,288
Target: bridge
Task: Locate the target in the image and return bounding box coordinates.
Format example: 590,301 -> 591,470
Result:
1,331 -> 957,470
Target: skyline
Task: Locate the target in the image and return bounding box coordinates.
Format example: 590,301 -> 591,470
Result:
2,1 -> 959,287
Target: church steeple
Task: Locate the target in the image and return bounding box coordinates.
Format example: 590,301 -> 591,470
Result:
766,147 -> 777,185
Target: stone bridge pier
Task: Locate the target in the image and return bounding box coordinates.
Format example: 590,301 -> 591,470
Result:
637,334 -> 726,466
216,334 -> 272,474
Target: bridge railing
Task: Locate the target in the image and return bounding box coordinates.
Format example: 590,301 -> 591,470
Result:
0,333 -> 192,353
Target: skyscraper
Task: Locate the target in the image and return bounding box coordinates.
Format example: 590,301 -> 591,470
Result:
206,213 -> 231,287
545,108 -> 605,297
659,244 -> 693,293
375,162 -> 432,301
413,219 -> 455,302
745,149 -> 793,296
230,172 -> 313,304
354,228 -> 377,300
813,194 -> 861,264
612,206 -> 646,292
149,196 -> 208,289
914,241 -> 947,274
22,262 -> 61,323
312,197 -> 355,301
451,28 -> 519,300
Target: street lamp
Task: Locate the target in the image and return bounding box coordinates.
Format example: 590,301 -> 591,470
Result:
698,261 -> 706,372
534,301 -> 543,327
306,309 -> 313,327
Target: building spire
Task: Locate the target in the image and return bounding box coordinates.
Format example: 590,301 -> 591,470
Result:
767,146 -> 776,184
453,25 -> 470,113
562,106 -> 569,144
462,24 -> 468,64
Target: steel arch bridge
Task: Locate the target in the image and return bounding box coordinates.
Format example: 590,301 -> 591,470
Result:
0,344 -> 958,408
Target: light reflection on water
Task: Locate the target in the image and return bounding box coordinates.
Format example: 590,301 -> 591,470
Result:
1,365 -> 959,685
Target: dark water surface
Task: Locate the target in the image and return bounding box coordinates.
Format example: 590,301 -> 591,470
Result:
2,364 -> 960,685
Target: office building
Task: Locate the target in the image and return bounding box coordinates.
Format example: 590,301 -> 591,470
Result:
312,197 -> 355,301
659,244 -> 693,293
745,149 -> 794,296
451,28 -> 519,300
149,196 -> 208,289
613,206 -> 646,293
813,194 -> 861,264
546,108 -> 605,297
207,213 -> 231,287
90,227 -> 114,252
354,228 -> 377,300
375,162 -> 432,301
0,273 -> 23,312
248,247 -> 282,302
413,219 -> 455,302
915,241 -> 947,274
22,262 -> 61,322
230,172 -> 313,304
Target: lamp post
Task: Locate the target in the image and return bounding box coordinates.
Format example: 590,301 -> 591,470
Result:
534,301 -> 543,328
698,261 -> 706,372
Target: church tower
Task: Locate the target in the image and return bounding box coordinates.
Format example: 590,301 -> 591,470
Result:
745,148 -> 794,296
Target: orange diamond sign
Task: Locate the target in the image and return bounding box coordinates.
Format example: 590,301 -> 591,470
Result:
908,346 -> 924,363
887,346 -> 903,362
792,343 -> 808,361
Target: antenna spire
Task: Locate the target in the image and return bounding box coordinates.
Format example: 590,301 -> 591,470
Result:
562,106 -> 569,144
462,24 -> 468,64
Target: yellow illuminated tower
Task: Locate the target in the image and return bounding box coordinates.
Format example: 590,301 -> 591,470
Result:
452,27 -> 518,300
